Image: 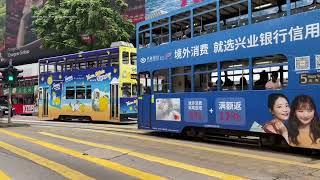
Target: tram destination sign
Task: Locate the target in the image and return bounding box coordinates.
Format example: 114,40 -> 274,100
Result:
300,73 -> 320,84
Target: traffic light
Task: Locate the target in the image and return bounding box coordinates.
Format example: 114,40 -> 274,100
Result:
11,66 -> 23,82
0,65 -> 23,84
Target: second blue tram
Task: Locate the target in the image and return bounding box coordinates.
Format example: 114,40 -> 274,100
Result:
136,0 -> 320,150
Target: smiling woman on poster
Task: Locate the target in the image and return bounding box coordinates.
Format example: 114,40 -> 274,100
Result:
287,95 -> 320,148
263,93 -> 290,142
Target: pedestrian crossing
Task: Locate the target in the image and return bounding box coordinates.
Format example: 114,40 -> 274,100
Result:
0,128 -> 245,180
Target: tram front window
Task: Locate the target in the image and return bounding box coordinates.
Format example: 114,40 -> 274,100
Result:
122,83 -> 131,97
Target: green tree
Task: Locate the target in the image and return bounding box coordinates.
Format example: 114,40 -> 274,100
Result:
32,0 -> 134,51
0,0 -> 5,44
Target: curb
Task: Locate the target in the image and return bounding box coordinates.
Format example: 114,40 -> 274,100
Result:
0,123 -> 30,128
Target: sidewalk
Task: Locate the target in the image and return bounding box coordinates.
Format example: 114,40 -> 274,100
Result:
10,115 -> 50,121
0,117 -> 30,128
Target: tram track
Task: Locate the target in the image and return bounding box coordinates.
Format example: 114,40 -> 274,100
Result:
5,120 -> 145,135
5,119 -> 320,156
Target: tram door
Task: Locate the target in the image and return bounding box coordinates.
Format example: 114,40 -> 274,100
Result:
43,88 -> 49,116
110,83 -> 119,120
138,72 -> 151,129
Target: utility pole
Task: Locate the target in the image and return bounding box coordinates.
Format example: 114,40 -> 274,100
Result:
8,59 -> 12,124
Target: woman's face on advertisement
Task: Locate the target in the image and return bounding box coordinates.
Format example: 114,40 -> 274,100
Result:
295,105 -> 314,126
272,97 -> 290,121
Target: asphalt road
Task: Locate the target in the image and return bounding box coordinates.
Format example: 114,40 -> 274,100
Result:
0,118 -> 320,180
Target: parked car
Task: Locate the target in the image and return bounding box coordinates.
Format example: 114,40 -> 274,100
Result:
0,99 -> 15,117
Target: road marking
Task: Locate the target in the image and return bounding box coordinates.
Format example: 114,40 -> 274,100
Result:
0,129 -> 164,180
39,132 -> 246,179
31,124 -> 143,134
0,170 -> 10,180
78,128 -> 320,169
0,141 -> 92,180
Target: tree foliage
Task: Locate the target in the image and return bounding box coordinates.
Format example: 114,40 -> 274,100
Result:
0,0 -> 5,43
32,0 -> 134,51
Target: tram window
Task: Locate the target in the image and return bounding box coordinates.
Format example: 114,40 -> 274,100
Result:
72,62 -> 80,70
138,72 -> 151,95
138,24 -> 150,48
18,97 -> 23,104
153,69 -> 169,93
86,86 -> 92,99
193,3 -> 217,36
132,84 -> 137,96
171,11 -> 191,41
172,66 -> 191,74
66,63 -> 72,71
172,75 -> 191,93
282,0 -> 314,14
195,63 -> 218,91
66,87 -> 75,99
253,54 -> 288,90
130,53 -> 137,65
12,98 -> 18,105
152,24 -> 169,46
87,61 -> 97,68
56,62 -> 64,72
40,64 -> 46,73
76,86 -> 85,99
25,96 -> 34,104
79,62 -> 86,70
221,59 -> 249,91
220,1 -> 248,31
122,83 -> 131,97
139,31 -> 150,48
99,59 -> 108,67
110,54 -> 119,66
122,52 -> 129,64
48,63 -> 55,73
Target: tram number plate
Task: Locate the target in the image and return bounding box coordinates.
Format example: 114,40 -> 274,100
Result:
300,73 -> 320,84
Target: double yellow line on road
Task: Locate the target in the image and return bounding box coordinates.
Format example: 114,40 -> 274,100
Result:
0,128 -> 246,180
0,129 -> 164,180
0,170 -> 10,180
0,141 -> 92,180
79,128 -> 320,169
38,132 -> 246,180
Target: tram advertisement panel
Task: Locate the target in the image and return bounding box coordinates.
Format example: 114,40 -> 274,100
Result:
254,92 -> 320,149
39,66 -> 119,119
120,97 -> 138,114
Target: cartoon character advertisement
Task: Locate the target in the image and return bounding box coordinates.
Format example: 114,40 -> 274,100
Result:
51,82 -> 62,109
39,66 -> 119,119
120,98 -> 138,114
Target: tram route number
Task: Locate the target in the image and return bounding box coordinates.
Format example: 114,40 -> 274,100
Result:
219,111 -> 241,122
300,73 -> 320,84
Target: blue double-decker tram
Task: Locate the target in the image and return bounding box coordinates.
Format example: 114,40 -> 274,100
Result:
136,0 -> 320,150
